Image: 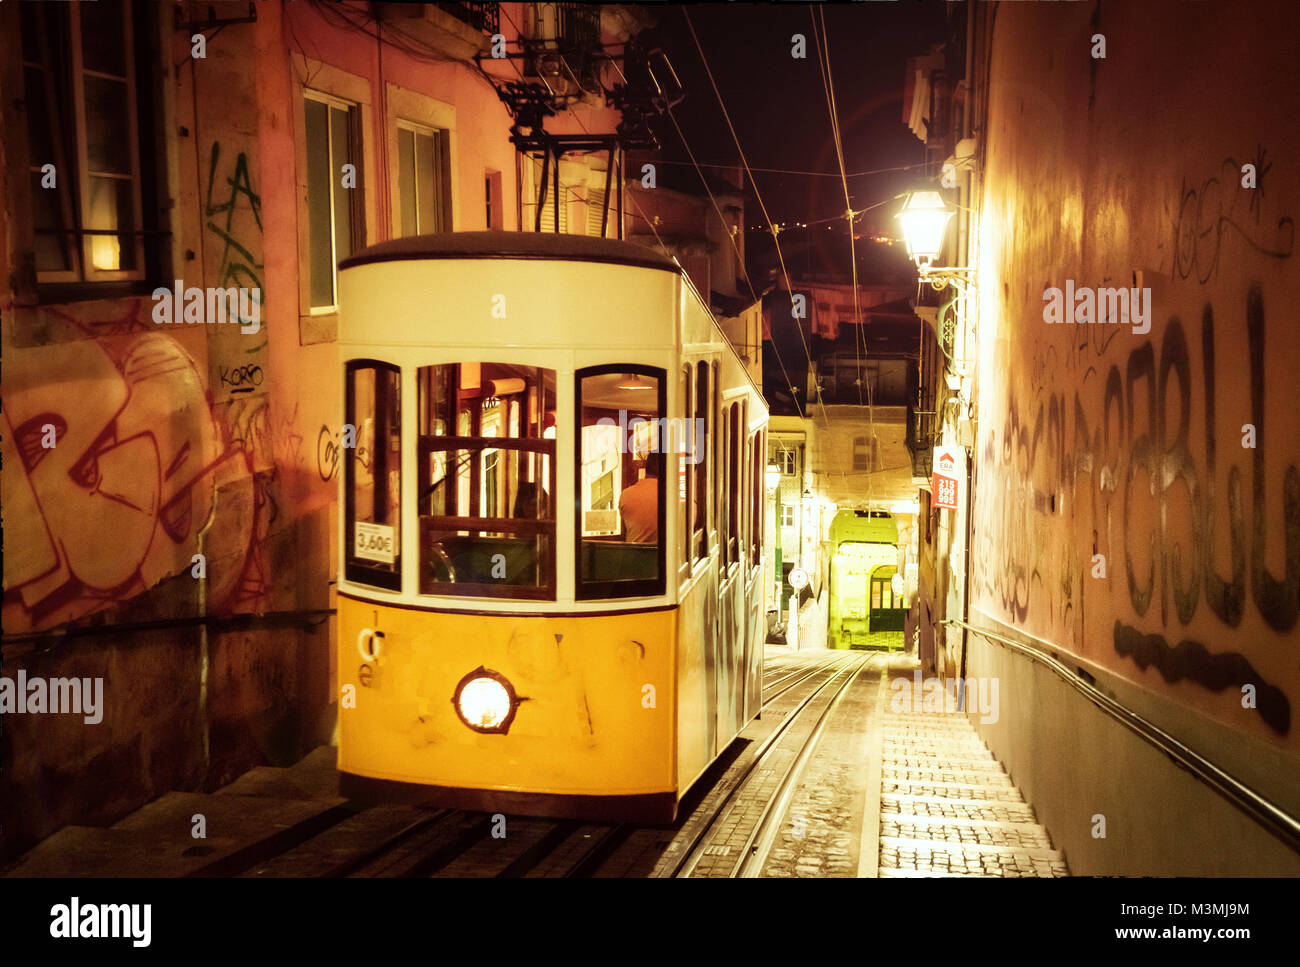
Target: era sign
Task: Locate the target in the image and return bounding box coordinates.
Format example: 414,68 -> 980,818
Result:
931,445 -> 966,511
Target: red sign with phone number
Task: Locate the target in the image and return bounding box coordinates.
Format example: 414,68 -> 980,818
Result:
931,446 -> 965,511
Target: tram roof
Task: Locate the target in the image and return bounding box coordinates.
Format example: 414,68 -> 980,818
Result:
339,231 -> 681,274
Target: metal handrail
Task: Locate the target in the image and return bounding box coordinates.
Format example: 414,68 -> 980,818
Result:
945,615 -> 1300,854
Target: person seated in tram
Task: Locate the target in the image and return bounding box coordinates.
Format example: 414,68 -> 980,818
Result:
619,451 -> 659,544
513,480 -> 543,520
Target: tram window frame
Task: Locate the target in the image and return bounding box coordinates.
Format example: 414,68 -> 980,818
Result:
717,399 -> 728,566
305,89 -> 363,313
574,364 -> 668,600
344,359 -> 402,591
680,364 -> 693,578
711,361 -> 721,553
743,402 -> 754,566
416,362 -> 557,600
750,430 -> 764,567
726,402 -> 741,567
693,360 -> 709,562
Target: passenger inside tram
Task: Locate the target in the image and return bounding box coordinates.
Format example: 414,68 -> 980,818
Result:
578,370 -> 664,589
619,451 -> 659,543
417,361 -> 556,596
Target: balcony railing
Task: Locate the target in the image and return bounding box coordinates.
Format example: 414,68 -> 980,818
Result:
437,1 -> 499,35
908,404 -> 936,478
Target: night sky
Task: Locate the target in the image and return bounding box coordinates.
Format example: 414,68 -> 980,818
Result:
636,2 -> 949,245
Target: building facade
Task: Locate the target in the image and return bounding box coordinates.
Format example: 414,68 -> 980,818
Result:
0,0 -> 657,858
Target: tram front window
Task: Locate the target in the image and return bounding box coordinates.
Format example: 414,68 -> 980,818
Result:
418,363 -> 556,599
345,361 -> 401,590
576,367 -> 667,599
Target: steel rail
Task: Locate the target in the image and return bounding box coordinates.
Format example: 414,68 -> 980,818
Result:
736,656 -> 876,878
668,655 -> 866,877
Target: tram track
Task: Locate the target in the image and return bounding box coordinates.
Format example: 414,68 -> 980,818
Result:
664,653 -> 876,878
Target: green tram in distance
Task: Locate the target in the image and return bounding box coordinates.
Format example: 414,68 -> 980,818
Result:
827,510 -> 906,650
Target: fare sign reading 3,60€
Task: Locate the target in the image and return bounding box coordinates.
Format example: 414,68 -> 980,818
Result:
355,521 -> 397,565
931,445 -> 966,511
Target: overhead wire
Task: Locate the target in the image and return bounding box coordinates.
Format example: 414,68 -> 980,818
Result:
598,55 -> 800,406
650,159 -> 931,180
682,7 -> 829,429
811,6 -> 864,411
812,4 -> 879,509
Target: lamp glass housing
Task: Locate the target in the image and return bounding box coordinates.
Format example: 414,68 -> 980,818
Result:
896,190 -> 955,266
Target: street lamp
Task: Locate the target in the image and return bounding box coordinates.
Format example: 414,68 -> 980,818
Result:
766,463 -> 781,492
895,189 -> 975,292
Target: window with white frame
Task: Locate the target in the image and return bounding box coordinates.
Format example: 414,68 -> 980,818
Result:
21,0 -> 151,284
776,447 -> 796,475
780,504 -> 795,528
304,90 -> 361,311
395,120 -> 451,236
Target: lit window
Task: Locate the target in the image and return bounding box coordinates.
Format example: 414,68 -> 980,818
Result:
418,363 -> 556,599
345,362 -> 401,590
22,0 -> 152,283
577,366 -> 666,599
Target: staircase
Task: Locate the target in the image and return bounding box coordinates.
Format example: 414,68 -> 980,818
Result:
877,709 -> 1068,877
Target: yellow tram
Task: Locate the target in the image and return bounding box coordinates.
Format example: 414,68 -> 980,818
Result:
335,232 -> 769,823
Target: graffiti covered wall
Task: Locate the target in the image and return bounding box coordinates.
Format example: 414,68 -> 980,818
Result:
0,5 -> 334,861
970,0 -> 1300,760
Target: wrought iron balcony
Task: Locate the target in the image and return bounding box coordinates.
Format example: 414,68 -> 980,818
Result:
437,1 -> 499,35
908,403 -> 936,479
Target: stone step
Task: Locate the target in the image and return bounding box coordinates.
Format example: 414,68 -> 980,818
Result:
882,793 -> 1039,824
882,768 -> 1015,788
882,812 -> 1052,834
883,755 -> 1005,772
881,835 -> 1063,862
10,792 -> 350,877
215,746 -> 340,801
880,778 -> 1025,802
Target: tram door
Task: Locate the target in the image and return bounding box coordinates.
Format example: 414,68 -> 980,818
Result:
869,565 -> 905,632
715,395 -> 746,746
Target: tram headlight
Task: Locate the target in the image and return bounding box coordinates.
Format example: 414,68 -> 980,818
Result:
452,667 -> 520,734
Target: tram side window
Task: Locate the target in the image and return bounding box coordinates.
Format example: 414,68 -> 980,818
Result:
750,431 -> 763,567
577,366 -> 667,599
693,360 -> 709,561
727,403 -> 741,566
346,362 -> 401,590
418,362 -> 556,599
712,361 -> 721,551
680,365 -> 693,575
719,399 -> 730,565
